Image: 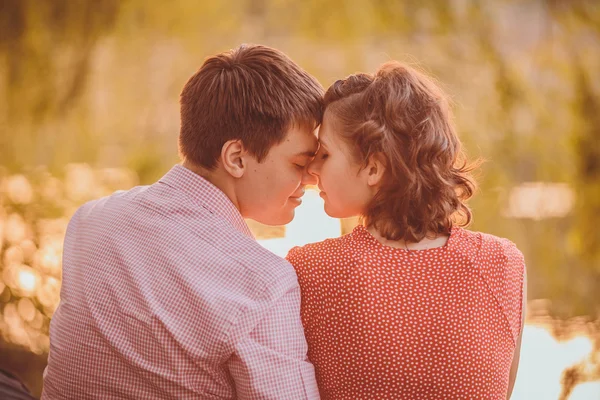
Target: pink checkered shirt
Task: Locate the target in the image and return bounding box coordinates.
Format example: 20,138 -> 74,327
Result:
42,165 -> 319,399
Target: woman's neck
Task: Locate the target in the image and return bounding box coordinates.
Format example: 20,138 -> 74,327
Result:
366,225 -> 449,250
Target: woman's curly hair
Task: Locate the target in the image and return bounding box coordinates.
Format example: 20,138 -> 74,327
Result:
324,61 -> 480,242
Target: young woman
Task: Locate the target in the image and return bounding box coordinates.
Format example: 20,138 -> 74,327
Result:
287,62 -> 526,399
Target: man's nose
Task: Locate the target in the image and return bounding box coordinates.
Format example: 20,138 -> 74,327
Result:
302,167 -> 318,185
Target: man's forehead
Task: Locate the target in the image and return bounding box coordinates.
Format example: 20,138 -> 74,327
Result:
286,126 -> 318,154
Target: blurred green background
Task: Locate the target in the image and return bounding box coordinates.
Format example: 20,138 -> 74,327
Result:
1,0 -> 599,398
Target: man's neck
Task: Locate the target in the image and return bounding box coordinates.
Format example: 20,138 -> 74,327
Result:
181,160 -> 241,212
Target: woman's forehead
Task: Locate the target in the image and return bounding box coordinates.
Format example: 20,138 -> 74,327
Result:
317,113 -> 335,141
318,113 -> 343,147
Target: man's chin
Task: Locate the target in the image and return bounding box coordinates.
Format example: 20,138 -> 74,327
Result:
252,209 -> 295,226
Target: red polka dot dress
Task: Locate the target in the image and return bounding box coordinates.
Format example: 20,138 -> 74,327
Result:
286,225 -> 525,400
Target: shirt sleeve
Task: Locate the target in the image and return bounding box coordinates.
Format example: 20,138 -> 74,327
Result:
226,282 -> 320,400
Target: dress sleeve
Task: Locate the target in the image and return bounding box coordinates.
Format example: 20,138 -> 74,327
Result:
478,235 -> 526,345
286,246 -> 306,276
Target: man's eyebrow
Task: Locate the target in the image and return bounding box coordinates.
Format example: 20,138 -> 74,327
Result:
294,150 -> 317,157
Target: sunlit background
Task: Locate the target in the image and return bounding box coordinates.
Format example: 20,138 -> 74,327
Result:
1,1 -> 599,398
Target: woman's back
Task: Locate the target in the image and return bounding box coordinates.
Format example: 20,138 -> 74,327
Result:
287,225 -> 525,400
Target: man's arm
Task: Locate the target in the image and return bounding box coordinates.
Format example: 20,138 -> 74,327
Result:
226,284 -> 320,400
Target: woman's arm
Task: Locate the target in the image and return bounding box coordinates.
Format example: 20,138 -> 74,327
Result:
507,269 -> 527,399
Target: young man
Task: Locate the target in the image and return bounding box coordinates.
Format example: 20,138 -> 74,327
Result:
42,44 -> 323,399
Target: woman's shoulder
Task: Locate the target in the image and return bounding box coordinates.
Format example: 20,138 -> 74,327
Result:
287,232 -> 352,262
473,230 -> 525,268
452,228 -> 525,303
285,228 -> 361,274
453,228 -> 524,267
458,228 -> 526,341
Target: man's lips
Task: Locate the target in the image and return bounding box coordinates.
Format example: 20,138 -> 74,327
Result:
290,188 -> 306,199
289,196 -> 303,205
289,190 -> 304,204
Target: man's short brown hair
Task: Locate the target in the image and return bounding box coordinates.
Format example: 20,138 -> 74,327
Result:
179,44 -> 324,170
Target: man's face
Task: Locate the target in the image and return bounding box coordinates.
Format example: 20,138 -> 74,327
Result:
238,125 -> 318,225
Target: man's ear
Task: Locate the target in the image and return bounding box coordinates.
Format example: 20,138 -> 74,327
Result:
365,154 -> 386,187
221,140 -> 247,178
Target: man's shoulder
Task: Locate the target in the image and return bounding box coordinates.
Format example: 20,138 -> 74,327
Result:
203,227 -> 298,291
73,185 -> 150,217
72,184 -> 297,292
135,193 -> 298,292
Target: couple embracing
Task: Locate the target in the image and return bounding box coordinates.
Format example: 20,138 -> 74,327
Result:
42,44 -> 526,400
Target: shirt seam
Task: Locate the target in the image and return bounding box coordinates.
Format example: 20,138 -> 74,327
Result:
158,170 -> 252,238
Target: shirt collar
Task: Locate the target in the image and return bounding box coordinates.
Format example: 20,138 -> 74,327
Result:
158,164 -> 254,239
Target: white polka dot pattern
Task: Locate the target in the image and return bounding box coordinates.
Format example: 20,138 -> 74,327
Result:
287,225 -> 525,400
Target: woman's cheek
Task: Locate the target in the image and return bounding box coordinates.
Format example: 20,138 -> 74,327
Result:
320,163 -> 331,188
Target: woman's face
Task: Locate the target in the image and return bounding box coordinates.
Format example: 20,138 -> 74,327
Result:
307,110 -> 376,218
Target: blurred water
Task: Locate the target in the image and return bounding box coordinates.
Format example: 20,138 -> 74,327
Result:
258,189 -> 341,256
513,327 -> 596,399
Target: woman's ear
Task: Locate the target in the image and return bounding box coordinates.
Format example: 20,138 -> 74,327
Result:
221,139 -> 247,178
365,154 -> 386,187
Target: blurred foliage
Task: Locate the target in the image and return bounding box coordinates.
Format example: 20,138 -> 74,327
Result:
1,0 -> 600,387
0,0 -> 121,170
0,165 -> 138,355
